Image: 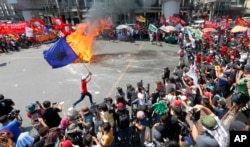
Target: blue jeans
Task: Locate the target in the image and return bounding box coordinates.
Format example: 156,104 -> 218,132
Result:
73,92 -> 93,107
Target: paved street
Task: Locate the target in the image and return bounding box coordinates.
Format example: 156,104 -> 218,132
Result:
0,40 -> 179,127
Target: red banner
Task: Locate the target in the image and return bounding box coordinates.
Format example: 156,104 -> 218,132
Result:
235,17 -> 249,26
0,21 -> 29,34
219,18 -> 229,30
170,16 -> 180,24
52,17 -> 64,30
169,16 -> 186,25
203,20 -> 218,28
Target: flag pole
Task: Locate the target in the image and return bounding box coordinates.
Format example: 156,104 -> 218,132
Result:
83,62 -> 91,73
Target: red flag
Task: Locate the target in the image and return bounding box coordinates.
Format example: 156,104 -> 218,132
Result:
62,24 -> 72,36
235,17 -> 249,26
30,18 -> 46,27
52,17 -> 65,30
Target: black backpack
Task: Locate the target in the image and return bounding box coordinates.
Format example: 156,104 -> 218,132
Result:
118,113 -> 130,129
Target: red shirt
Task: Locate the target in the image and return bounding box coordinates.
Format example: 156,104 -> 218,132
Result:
196,54 -> 201,64
220,46 -> 228,55
81,80 -> 88,94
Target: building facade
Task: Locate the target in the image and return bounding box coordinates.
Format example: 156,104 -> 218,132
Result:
2,0 -> 250,23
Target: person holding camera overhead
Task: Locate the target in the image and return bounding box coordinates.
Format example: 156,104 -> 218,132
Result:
0,114 -> 22,143
189,104 -> 229,147
73,72 -> 95,108
0,94 -> 15,117
41,100 -> 62,128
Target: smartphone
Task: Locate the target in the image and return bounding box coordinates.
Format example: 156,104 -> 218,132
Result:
59,101 -> 64,105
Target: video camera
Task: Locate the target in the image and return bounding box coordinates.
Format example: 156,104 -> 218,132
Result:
178,120 -> 190,137
8,109 -> 21,121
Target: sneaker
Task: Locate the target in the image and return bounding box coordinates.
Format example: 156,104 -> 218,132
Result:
91,102 -> 96,105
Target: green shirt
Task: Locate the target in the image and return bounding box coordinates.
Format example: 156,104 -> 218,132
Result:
237,77 -> 250,96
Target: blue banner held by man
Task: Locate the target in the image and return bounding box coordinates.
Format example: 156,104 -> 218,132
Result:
43,38 -> 78,68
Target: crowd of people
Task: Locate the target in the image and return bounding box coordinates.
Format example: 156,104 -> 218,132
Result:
1,24 -> 250,147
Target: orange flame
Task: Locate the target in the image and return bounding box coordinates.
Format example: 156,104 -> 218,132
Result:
66,18 -> 111,62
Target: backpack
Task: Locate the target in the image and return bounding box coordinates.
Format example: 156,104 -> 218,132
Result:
179,50 -> 184,57
119,113 -> 130,129
44,127 -> 61,147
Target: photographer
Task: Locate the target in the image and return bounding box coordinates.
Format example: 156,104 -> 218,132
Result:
78,106 -> 94,135
126,84 -> 137,106
161,67 -> 170,85
114,87 -> 127,106
114,102 -> 130,144
0,114 -> 22,143
41,100 -> 62,128
132,111 -> 147,147
0,94 -> 15,117
152,115 -> 168,144
189,104 -> 229,147
133,87 -> 149,113
25,102 -> 47,131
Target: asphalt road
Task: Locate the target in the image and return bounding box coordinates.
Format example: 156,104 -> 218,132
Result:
0,40 -> 180,127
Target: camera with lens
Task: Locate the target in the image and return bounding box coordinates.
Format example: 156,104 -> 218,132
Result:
178,120 -> 190,137
8,109 -> 20,120
190,108 -> 200,121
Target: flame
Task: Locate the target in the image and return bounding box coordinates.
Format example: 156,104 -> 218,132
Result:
66,18 -> 111,62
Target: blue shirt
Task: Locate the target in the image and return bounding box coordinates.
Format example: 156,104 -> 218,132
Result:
214,107 -> 229,119
139,118 -> 147,127
0,119 -> 22,142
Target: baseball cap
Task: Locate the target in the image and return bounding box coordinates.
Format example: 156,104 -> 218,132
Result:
173,99 -> 181,107
60,140 -> 72,147
203,92 -> 212,98
229,121 -> 249,131
116,102 -> 125,108
201,115 -> 218,130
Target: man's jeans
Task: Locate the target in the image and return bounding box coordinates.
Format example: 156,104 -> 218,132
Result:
73,92 -> 93,107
